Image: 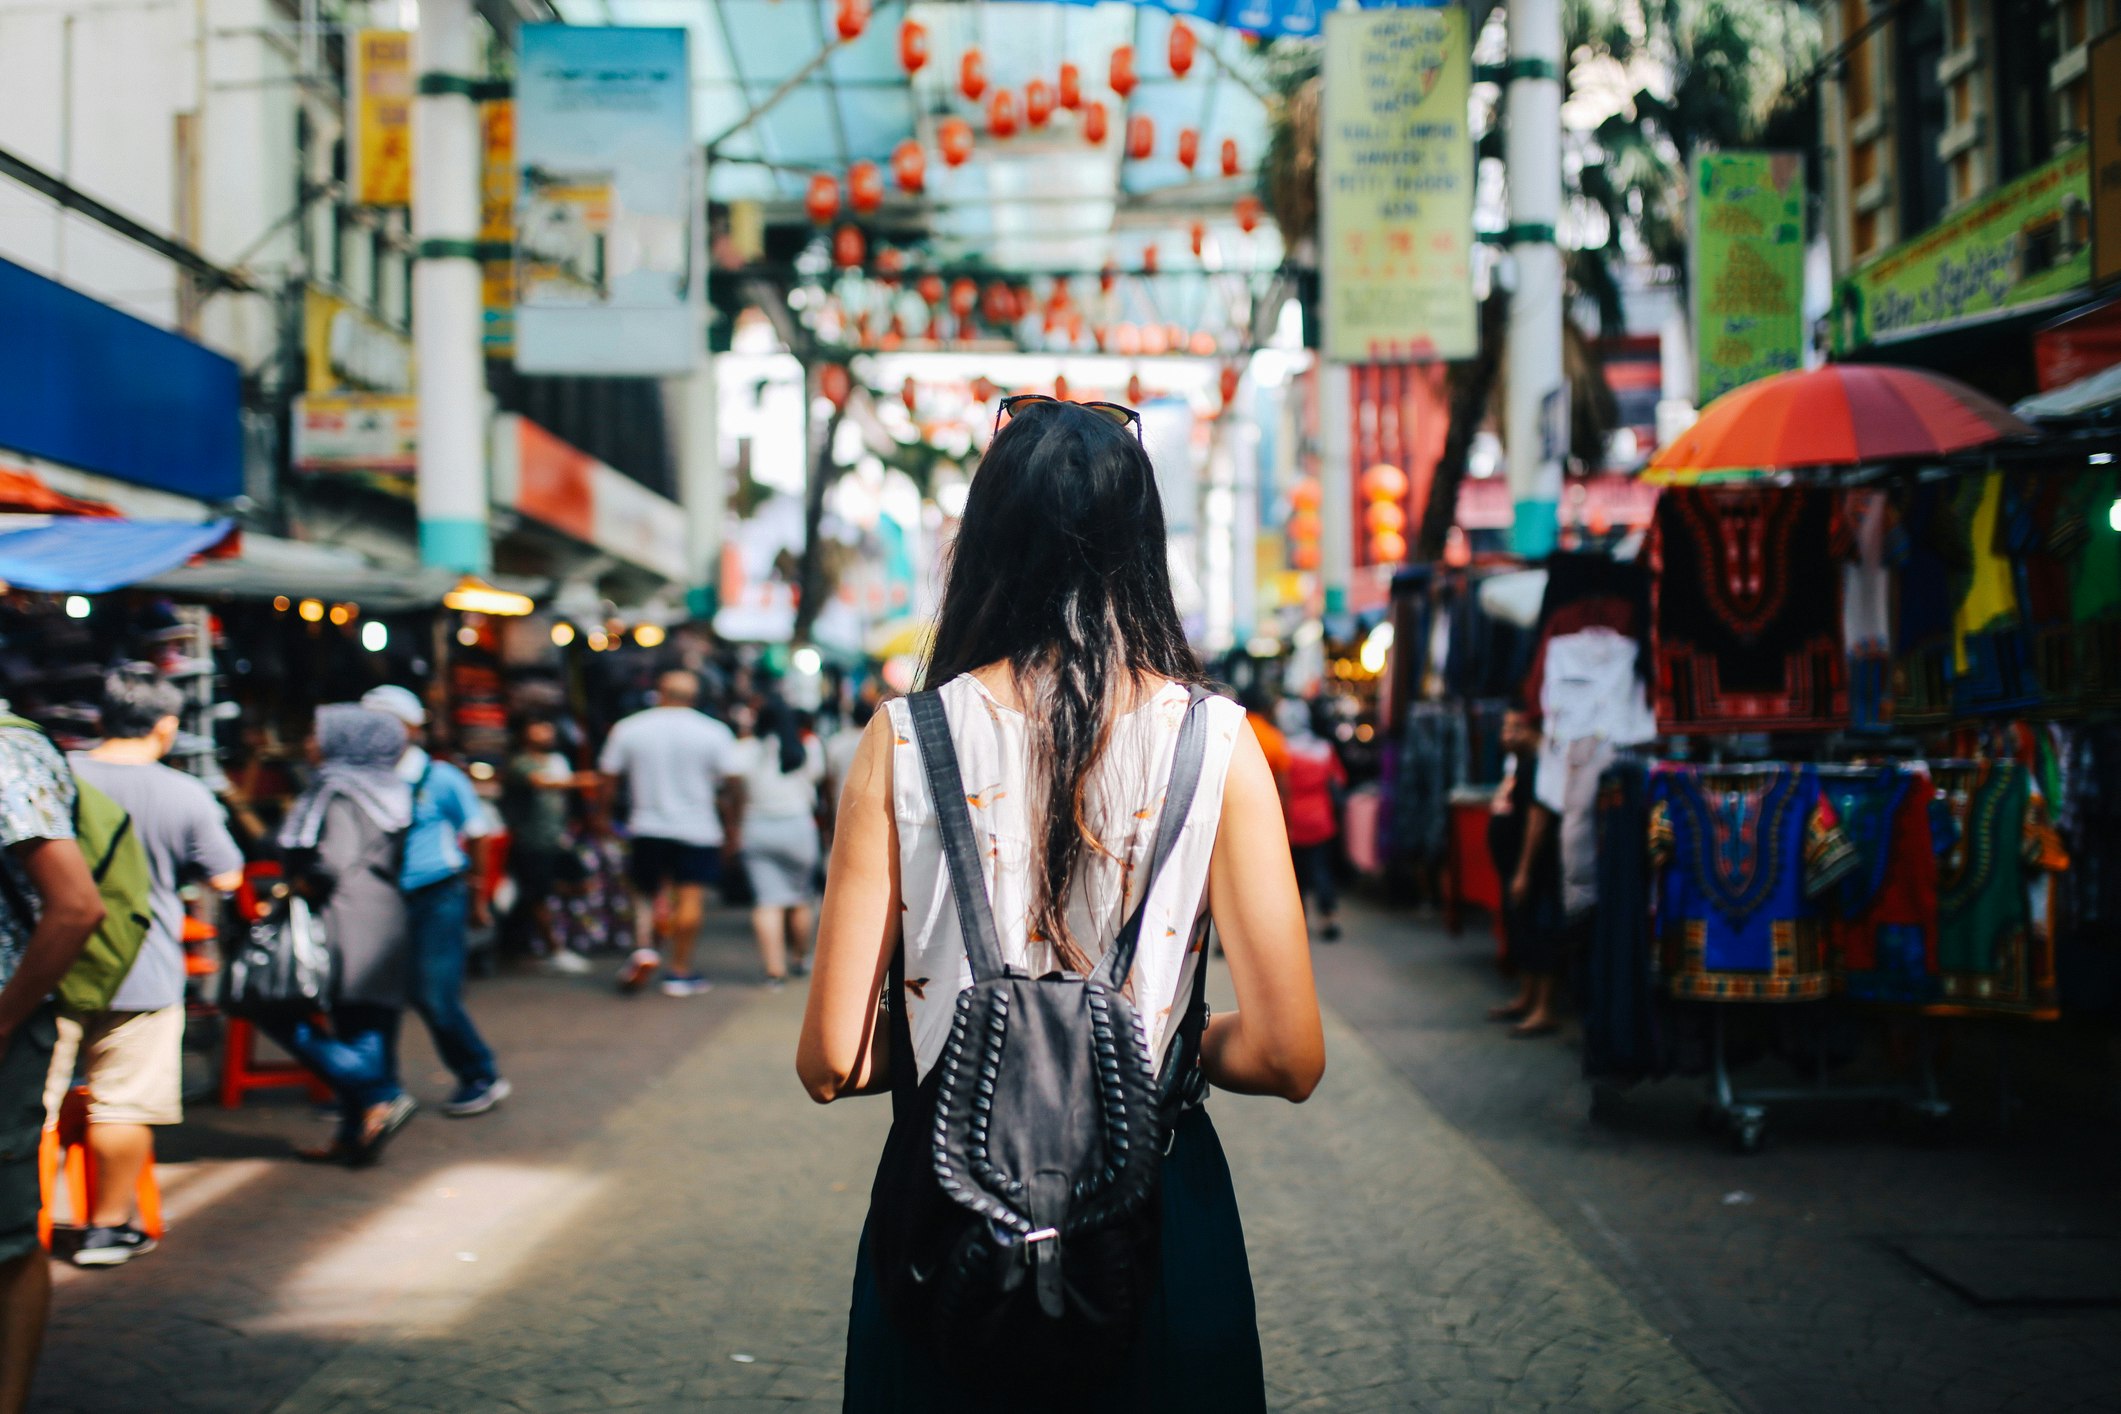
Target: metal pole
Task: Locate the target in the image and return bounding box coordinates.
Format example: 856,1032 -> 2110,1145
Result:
413,0 -> 488,573
1503,0 -> 1564,558
1319,361 -> 1353,618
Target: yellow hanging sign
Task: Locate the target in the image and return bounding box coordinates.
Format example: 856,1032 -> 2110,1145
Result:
350,31 -> 413,208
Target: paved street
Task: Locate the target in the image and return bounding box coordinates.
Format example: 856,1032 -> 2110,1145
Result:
29,902 -> 2121,1412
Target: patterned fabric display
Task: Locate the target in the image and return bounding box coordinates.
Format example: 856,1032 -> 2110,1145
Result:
1649,764 -> 1857,1002
1651,488 -> 1847,733
1948,473 -> 2041,718
1931,760 -> 2067,1019
1818,767 -> 1941,1004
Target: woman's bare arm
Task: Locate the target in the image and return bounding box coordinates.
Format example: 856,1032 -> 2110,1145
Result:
796,712 -> 901,1103
1200,725 -> 1326,1102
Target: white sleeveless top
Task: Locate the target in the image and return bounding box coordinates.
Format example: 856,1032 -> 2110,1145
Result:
885,675 -> 1248,1081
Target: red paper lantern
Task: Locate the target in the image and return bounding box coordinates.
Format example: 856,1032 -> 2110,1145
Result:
834,0 -> 866,42
1054,374 -> 1070,402
1046,278 -> 1072,314
1127,372 -> 1145,404
949,277 -> 978,318
898,17 -> 928,73
918,273 -> 944,306
1286,510 -> 1322,542
901,376 -> 918,413
1219,363 -> 1242,405
1234,194 -> 1262,233
1361,463 -> 1409,501
1189,330 -> 1217,357
1220,136 -> 1240,178
971,376 -> 998,403
1109,45 -> 1137,99
1025,79 -> 1054,128
1188,220 -> 1205,257
1370,530 -> 1409,563
1167,19 -> 1196,78
876,246 -> 905,281
1066,311 -> 1085,344
939,117 -> 974,167
1112,323 -> 1141,355
1292,543 -> 1322,571
1288,477 -> 1322,510
983,279 -> 1016,324
1099,261 -> 1118,294
1057,61 -> 1082,110
1365,501 -> 1407,535
1164,322 -> 1185,350
820,363 -> 851,409
1082,100 -> 1108,145
848,160 -> 884,214
960,48 -> 987,101
1142,323 -> 1170,356
804,172 -> 841,225
1177,127 -> 1200,171
1126,113 -> 1155,161
1141,242 -> 1159,274
832,224 -> 866,268
988,89 -> 1019,139
891,139 -> 926,194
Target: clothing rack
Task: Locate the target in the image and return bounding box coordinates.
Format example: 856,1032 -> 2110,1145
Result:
1702,1005 -> 1951,1154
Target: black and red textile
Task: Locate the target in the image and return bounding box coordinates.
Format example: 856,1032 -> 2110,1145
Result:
1651,488 -> 1847,734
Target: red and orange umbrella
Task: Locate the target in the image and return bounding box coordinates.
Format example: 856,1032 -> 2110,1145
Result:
1646,364 -> 2033,484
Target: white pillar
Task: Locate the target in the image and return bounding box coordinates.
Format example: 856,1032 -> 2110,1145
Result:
675,346 -> 723,618
413,0 -> 488,573
1319,361 -> 1353,618
1503,0 -> 1564,559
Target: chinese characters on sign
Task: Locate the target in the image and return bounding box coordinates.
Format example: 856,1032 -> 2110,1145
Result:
482,99 -> 516,356
350,31 -> 412,208
1692,151 -> 1805,403
1319,8 -> 1475,364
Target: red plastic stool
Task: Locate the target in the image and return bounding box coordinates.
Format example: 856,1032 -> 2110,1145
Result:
39,1087 -> 163,1249
218,1017 -> 333,1110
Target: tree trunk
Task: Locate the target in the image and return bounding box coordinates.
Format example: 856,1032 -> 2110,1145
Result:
1415,288 -> 1510,563
791,405 -> 843,647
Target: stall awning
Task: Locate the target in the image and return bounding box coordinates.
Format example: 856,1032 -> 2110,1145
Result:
0,517 -> 234,593
137,530 -> 541,613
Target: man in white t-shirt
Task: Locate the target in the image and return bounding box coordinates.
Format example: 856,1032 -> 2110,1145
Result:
597,671 -> 736,997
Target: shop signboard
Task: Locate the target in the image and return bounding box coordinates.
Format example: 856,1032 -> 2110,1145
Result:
1834,144 -> 2092,352
1692,151 -> 1805,403
303,288 -> 412,394
513,25 -> 697,376
490,414 -> 689,581
350,31 -> 413,208
292,393 -> 417,475
1319,6 -> 1475,363
481,99 -> 516,356
2092,31 -> 2121,288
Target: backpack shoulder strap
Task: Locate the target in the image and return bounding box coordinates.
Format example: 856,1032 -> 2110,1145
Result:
1092,686 -> 1214,990
906,688 -> 1008,983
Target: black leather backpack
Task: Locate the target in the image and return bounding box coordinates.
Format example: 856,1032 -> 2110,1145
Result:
865,686 -> 1215,1381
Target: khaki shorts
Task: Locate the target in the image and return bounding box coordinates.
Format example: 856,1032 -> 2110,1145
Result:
43,1004 -> 185,1128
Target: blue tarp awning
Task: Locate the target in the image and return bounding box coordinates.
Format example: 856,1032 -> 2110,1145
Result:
0,517 -> 235,594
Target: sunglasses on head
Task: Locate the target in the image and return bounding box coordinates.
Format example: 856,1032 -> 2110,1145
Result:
994,393 -> 1144,441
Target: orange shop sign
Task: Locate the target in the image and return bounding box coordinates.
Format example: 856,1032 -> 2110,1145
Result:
490,414 -> 687,581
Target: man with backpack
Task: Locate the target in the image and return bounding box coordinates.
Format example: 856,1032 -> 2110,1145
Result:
54,671 -> 243,1267
0,704 -> 106,1413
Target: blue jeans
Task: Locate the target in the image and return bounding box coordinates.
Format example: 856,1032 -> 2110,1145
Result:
407,874 -> 497,1087
260,1004 -> 402,1139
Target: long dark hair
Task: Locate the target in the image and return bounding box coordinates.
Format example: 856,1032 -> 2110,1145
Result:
923,401 -> 1205,970
756,695 -> 807,775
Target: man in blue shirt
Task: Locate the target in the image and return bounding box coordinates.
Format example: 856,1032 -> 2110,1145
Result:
362,687 -> 509,1117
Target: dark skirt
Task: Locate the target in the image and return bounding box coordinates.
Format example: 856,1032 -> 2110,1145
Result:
843,1106 -> 1266,1413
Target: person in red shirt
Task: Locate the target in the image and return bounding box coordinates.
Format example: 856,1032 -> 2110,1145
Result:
1276,697 -> 1347,941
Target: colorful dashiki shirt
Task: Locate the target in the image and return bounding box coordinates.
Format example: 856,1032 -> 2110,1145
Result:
1651,488 -> 1847,734
1931,760 -> 2067,1019
1818,767 -> 1940,1004
1649,764 -> 1857,1002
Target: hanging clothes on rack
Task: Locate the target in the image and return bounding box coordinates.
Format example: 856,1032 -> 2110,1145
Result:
2054,465 -> 2121,709
1838,489 -> 1895,732
1948,472 -> 2041,718
1997,473 -> 2079,712
1581,756 -> 1667,1082
1929,759 -> 2067,1019
1649,763 -> 1857,1001
1891,479 -> 1962,727
1817,765 -> 1941,1003
1651,487 -> 1847,734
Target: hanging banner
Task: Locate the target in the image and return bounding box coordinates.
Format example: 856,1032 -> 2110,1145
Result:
1833,145 -> 2092,353
349,31 -> 413,208
514,25 -> 696,376
1692,151 -> 1805,404
1319,7 -> 1475,363
292,393 -> 418,476
481,98 -> 516,357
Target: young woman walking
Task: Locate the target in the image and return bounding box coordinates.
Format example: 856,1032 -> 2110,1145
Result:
727,695 -> 826,985
798,395 -> 1325,1412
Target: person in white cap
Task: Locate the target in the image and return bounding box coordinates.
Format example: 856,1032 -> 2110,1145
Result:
359,686 -> 510,1117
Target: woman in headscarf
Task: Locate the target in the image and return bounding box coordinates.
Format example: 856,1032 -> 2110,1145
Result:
264,704 -> 416,1165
